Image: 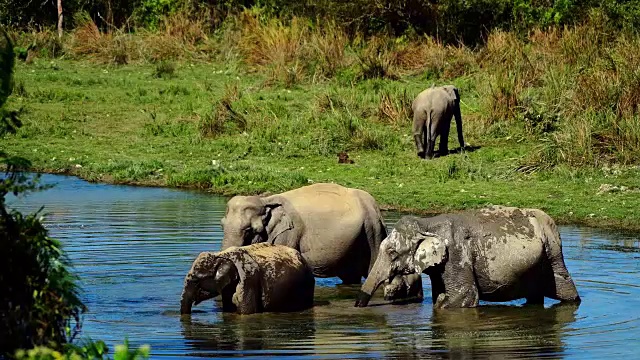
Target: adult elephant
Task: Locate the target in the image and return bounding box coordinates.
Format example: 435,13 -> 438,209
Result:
180,243 -> 315,315
412,85 -> 465,159
355,206 -> 581,309
220,183 -> 387,284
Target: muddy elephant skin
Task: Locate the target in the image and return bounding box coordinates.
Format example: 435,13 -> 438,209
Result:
181,243 -> 315,315
356,206 -> 581,309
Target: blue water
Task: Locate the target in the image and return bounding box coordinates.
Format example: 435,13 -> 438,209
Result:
8,174 -> 640,359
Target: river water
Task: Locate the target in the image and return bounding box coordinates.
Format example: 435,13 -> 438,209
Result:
7,174 -> 640,359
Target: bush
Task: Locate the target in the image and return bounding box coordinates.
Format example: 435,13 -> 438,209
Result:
199,82 -> 246,138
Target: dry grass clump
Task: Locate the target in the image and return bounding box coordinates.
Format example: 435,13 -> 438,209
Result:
68,15 -> 135,64
393,37 -> 474,78
308,21 -> 349,80
355,36 -> 398,80
377,89 -> 412,126
199,83 -> 246,138
66,11 -> 211,64
141,12 -> 210,62
236,11 -> 310,86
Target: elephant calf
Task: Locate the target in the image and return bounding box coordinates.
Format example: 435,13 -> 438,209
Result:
355,206 -> 581,309
180,243 -> 315,315
412,85 -> 465,159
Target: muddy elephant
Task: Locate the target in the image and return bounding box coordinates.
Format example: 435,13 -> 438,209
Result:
355,206 -> 581,309
180,243 -> 315,315
220,183 -> 387,284
412,85 -> 465,159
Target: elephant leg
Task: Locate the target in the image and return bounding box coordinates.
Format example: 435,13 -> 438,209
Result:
338,233 -> 374,285
438,119 -> 451,156
433,269 -> 479,309
525,294 -> 545,305
414,134 -> 425,159
338,273 -> 363,285
425,129 -> 436,160
545,263 -> 581,303
384,273 -> 424,302
383,275 -> 407,300
413,113 -> 426,158
542,226 -> 581,303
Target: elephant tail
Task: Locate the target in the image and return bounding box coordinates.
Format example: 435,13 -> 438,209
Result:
426,109 -> 433,147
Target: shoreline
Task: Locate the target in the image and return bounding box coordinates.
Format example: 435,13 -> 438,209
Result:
26,166 -> 640,233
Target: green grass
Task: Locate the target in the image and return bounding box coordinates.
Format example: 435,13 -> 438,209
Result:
3,58 -> 640,231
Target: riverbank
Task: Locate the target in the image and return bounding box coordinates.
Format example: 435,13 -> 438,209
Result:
3,56 -> 640,231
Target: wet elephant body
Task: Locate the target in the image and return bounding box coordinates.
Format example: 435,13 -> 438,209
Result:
356,206 -> 581,309
181,243 -> 315,315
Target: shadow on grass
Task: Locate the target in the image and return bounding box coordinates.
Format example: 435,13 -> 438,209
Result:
434,145 -> 481,158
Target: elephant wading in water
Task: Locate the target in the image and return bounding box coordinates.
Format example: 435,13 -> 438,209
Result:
180,243 -> 315,315
220,183 -> 388,285
355,206 -> 581,309
412,85 -> 465,159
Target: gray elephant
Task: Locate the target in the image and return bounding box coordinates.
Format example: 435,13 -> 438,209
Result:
220,183 -> 387,284
412,85 -> 465,159
355,206 -> 581,309
180,243 -> 315,315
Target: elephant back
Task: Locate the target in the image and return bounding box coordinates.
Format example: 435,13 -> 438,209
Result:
473,206 -> 541,240
244,243 -> 315,311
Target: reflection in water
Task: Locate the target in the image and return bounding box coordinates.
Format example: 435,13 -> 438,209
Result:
181,311 -> 317,356
428,304 -> 577,359
7,174 -> 640,359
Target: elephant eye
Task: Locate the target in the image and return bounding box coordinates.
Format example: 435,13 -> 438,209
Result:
387,248 -> 399,260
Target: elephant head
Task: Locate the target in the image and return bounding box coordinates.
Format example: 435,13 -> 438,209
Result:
355,216 -> 447,307
220,195 -> 293,250
180,251 -> 240,314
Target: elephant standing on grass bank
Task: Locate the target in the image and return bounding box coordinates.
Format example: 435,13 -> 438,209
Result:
355,206 -> 581,309
220,183 -> 388,285
180,243 -> 315,315
412,85 -> 465,159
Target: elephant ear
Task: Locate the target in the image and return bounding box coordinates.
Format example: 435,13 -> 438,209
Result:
262,198 -> 294,243
213,259 -> 239,291
413,232 -> 447,273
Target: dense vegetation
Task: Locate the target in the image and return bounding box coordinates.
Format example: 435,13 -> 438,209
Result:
4,0 -> 640,44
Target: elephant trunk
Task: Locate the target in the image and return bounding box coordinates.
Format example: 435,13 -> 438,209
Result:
180,283 -> 196,315
355,252 -> 392,307
221,231 -> 242,250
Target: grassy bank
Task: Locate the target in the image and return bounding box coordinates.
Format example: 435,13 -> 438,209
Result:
3,12 -> 640,231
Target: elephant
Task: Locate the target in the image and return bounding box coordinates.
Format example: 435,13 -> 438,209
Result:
220,183 -> 388,285
180,243 -> 315,315
412,85 -> 465,159
355,206 -> 581,309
